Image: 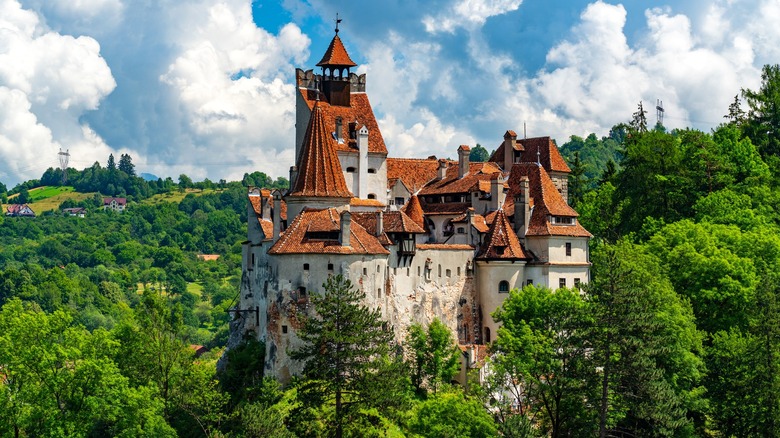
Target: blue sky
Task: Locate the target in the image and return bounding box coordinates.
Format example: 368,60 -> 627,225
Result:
0,0 -> 776,185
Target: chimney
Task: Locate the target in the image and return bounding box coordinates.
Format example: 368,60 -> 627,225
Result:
340,210 -> 351,247
458,145 -> 470,178
466,207 -> 474,245
289,165 -> 298,191
514,176 -> 530,239
490,173 -> 501,211
503,130 -> 517,171
437,159 -> 448,180
272,190 -> 282,241
376,210 -> 384,237
357,125 -> 369,198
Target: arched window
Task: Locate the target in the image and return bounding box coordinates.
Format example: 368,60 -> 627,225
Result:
367,193 -> 376,199
498,280 -> 510,293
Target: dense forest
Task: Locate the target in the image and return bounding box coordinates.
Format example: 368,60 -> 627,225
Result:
2,65 -> 780,437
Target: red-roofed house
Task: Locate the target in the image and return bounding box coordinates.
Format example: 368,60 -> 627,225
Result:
231,27 -> 590,384
103,197 -> 126,212
5,204 -> 35,217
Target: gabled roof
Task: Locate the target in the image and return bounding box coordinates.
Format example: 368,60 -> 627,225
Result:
387,158 -> 441,194
476,209 -> 530,260
299,89 -> 387,154
401,195 -> 425,228
289,100 -> 353,199
268,208 -> 389,255
383,211 -> 426,234
103,197 -> 127,205
419,161 -> 503,196
506,164 -> 591,237
489,136 -> 571,173
316,34 -> 357,67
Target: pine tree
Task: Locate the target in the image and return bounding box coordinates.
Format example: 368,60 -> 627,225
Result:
107,153 -> 116,171
118,154 -> 136,176
290,274 -> 393,438
630,101 -> 648,133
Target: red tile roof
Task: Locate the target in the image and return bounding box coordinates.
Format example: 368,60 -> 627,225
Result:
419,161 -> 503,196
259,219 -> 273,240
386,158 -> 441,194
420,202 -> 471,215
417,244 -> 474,250
383,211 -> 426,234
489,136 -> 571,173
269,208 -> 389,255
506,164 -> 591,237
350,198 -> 385,207
476,209 -> 530,260
300,90 -> 387,154
289,100 -> 353,199
401,195 -> 425,228
451,211 -> 490,233
316,34 -> 357,67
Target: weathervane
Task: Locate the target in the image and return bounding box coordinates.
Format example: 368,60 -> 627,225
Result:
335,13 -> 342,33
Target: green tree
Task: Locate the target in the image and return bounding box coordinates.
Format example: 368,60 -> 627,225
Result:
630,101 -> 648,133
587,241 -> 705,437
406,318 -> 460,395
567,151 -> 587,206
290,274 -> 394,438
469,143 -> 489,162
406,391 -> 498,438
742,64 -> 780,157
0,299 -> 174,437
491,285 -> 593,437
107,153 -> 116,171
118,153 -> 136,176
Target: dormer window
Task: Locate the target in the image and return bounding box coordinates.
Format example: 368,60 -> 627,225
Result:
335,117 -> 343,140
551,216 -> 575,225
495,246 -> 505,255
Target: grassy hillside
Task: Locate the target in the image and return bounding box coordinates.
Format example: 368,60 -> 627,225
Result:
4,186 -> 98,214
142,188 -> 222,205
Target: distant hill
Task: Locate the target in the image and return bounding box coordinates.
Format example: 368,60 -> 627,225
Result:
140,172 -> 160,181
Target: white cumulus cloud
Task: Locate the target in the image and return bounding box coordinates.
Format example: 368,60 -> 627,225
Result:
0,0 -> 116,185
423,0 -> 523,33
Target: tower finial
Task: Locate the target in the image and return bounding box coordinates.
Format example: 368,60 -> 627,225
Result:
335,13 -> 342,34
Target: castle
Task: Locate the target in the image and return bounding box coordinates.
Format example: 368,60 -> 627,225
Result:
230,29 -> 591,381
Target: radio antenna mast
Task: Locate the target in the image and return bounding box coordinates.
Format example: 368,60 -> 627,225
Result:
58,148 -> 70,184
656,99 -> 665,126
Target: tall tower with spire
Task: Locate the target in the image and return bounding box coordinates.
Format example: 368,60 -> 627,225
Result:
292,20 -> 389,206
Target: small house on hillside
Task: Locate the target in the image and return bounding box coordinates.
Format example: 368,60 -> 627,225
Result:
6,204 -> 35,217
63,207 -> 86,217
197,254 -> 221,261
103,197 -> 127,212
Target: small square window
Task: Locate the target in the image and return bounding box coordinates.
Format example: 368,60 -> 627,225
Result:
559,278 -> 566,289
574,278 -> 581,288
328,263 -> 334,271
446,269 -> 451,278
282,325 -> 288,334
565,242 -> 572,256
303,263 -> 309,271
363,268 -> 368,276
395,197 -> 405,205
526,279 -> 534,286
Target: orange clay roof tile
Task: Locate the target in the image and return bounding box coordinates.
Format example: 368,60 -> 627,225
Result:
416,244 -> 474,250
401,195 -> 425,228
489,136 -> 571,173
316,34 -> 357,67
269,208 -> 389,255
300,90 -> 387,154
419,161 -> 503,196
350,198 -> 385,207
506,163 -> 591,237
386,157 -> 441,194
476,209 -> 530,260
289,100 -> 353,198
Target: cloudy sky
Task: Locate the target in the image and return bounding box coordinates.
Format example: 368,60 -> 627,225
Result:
0,0 -> 775,186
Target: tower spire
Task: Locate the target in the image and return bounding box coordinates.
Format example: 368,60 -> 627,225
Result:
335,13 -> 342,34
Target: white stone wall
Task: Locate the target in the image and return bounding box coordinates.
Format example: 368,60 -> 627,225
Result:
367,154 -> 388,204
475,261 -> 527,342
